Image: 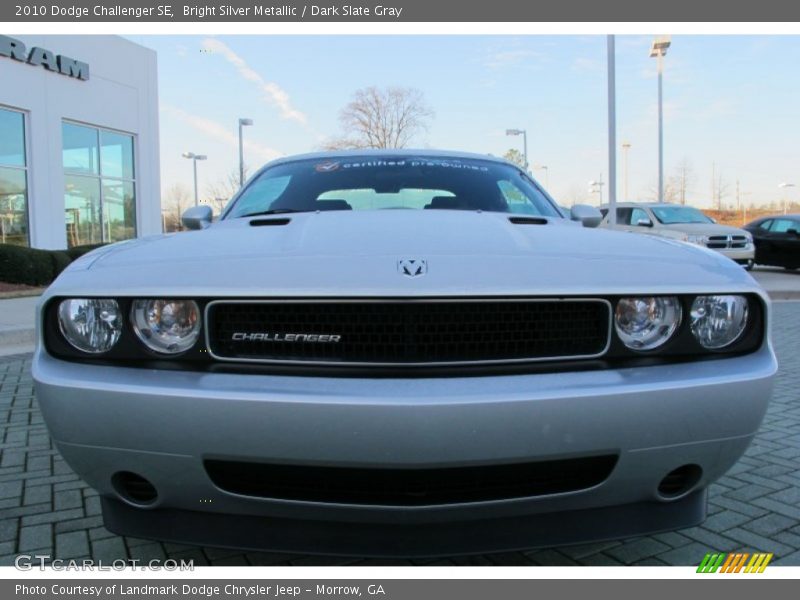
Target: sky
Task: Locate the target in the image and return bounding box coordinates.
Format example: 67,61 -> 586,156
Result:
126,34 -> 800,209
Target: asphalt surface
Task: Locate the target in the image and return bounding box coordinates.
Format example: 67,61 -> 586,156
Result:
0,303 -> 798,566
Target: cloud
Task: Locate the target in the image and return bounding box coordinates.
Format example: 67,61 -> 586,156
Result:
201,38 -> 308,126
484,48 -> 544,71
161,104 -> 283,163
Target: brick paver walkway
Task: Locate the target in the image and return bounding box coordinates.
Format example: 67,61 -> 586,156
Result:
1,303 -> 798,566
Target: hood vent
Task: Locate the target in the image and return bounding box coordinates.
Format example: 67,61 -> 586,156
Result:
509,216 -> 548,225
249,218 -> 291,227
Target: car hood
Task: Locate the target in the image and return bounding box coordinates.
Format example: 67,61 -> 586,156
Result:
49,210 -> 760,297
658,223 -> 749,236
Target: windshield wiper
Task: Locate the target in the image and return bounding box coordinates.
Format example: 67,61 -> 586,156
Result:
238,208 -> 311,218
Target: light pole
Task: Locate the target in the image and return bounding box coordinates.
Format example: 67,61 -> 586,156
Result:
238,118 -> 253,188
533,164 -> 549,187
650,36 -> 671,204
182,152 -> 207,207
779,182 -> 795,215
506,128 -> 528,171
607,35 -> 617,226
621,142 -> 631,201
589,176 -> 605,204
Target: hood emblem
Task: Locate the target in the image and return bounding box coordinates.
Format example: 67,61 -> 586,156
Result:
398,259 -> 427,278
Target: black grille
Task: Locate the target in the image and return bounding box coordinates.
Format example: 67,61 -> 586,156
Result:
204,455 -> 619,506
206,299 -> 610,365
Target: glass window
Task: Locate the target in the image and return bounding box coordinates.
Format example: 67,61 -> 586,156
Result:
651,205 -> 713,224
758,220 -> 773,230
0,107 -> 28,247
63,123 -> 99,175
65,175 -> 102,247
630,208 -> 651,226
769,219 -> 798,233
62,122 -> 136,247
100,130 -> 135,180
226,157 -> 561,219
0,109 -> 26,167
102,180 -> 136,243
0,168 -> 28,246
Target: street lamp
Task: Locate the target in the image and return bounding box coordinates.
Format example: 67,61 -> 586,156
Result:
650,35 -> 671,204
182,151 -> 207,207
533,164 -> 549,187
506,128 -> 528,171
621,142 -> 631,201
238,117 -> 253,188
779,182 -> 795,215
589,177 -> 605,204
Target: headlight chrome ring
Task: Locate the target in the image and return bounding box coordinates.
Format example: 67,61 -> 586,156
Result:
131,299 -> 202,354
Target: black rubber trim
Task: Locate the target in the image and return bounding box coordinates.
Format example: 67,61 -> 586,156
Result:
101,490 -> 707,558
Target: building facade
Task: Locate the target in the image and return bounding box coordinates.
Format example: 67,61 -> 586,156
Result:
0,34 -> 160,249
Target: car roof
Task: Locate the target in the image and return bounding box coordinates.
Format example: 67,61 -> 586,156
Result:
599,202 -> 695,209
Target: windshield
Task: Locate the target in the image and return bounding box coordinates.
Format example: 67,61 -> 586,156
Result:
651,206 -> 713,225
224,156 -> 561,219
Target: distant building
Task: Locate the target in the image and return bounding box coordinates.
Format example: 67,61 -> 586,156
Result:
0,34 -> 160,249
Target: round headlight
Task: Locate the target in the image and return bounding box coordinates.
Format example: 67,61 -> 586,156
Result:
690,295 -> 749,349
58,298 -> 122,354
131,299 -> 201,354
615,296 -> 683,351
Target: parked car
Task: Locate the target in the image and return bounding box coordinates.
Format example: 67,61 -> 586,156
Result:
744,215 -> 800,270
599,202 -> 755,270
33,150 -> 776,557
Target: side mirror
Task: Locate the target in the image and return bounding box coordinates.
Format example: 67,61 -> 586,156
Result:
788,228 -> 799,236
570,204 -> 603,228
181,205 -> 213,230
636,218 -> 653,228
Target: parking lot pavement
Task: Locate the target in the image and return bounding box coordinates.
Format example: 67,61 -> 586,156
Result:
0,304 -> 798,567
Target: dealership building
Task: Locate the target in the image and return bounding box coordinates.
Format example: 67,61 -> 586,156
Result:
0,34 -> 161,249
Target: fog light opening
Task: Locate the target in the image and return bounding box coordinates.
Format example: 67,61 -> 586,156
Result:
657,464 -> 703,499
112,471 -> 158,506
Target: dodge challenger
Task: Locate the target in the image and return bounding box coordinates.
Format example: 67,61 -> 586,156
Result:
32,150 -> 777,557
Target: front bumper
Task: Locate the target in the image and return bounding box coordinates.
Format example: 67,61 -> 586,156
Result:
714,245 -> 755,262
33,346 -> 776,556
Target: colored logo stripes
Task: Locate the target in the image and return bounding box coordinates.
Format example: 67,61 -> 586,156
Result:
697,552 -> 773,573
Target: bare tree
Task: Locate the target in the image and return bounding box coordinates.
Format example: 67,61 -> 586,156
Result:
669,158 -> 696,205
503,148 -> 526,169
324,86 -> 434,150
161,184 -> 192,232
204,167 -> 250,214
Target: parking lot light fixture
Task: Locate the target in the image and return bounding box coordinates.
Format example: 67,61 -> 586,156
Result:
506,128 -> 528,171
183,152 -> 207,207
533,164 -> 549,187
779,182 -> 796,215
650,36 -> 671,204
238,118 -> 254,188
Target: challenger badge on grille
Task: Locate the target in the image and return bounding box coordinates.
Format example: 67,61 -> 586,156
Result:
231,333 -> 342,343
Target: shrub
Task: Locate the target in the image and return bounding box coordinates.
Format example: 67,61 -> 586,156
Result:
0,243 -> 108,287
0,245 -> 55,286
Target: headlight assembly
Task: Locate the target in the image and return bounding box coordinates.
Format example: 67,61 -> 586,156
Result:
131,299 -> 201,354
57,298 -> 123,354
614,296 -> 683,351
690,295 -> 749,349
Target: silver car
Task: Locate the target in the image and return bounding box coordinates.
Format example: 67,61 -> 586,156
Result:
33,150 -> 776,557
600,202 -> 756,270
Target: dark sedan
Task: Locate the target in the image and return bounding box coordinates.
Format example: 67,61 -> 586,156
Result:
744,215 -> 800,269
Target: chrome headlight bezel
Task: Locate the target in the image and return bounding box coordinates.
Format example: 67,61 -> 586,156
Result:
57,298 -> 123,354
614,296 -> 683,351
690,295 -> 750,349
130,299 -> 202,355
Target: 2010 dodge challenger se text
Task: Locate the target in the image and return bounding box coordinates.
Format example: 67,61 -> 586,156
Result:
32,150 -> 777,557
